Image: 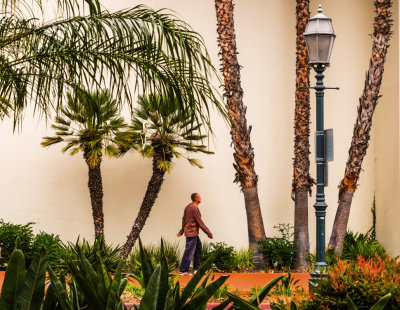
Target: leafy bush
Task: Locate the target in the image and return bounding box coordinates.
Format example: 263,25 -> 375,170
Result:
201,242 -> 236,271
0,219 -> 34,266
258,223 -> 296,270
304,256 -> 400,309
57,237 -> 122,273
31,231 -> 63,268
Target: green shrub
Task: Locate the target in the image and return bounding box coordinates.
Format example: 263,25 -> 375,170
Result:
0,219 -> 34,266
303,256 -> 400,309
31,231 -> 63,268
206,242 -> 236,271
258,223 -> 296,270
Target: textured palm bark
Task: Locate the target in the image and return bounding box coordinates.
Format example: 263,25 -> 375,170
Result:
121,148 -> 170,258
83,149 -> 105,240
329,0 -> 392,253
293,0 -> 311,272
215,0 -> 266,268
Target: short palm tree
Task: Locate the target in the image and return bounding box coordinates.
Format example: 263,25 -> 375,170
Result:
120,94 -> 213,258
41,90 -> 129,240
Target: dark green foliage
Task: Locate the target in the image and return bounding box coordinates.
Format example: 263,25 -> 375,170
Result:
347,293 -> 392,310
341,231 -> 386,262
257,224 -> 296,270
201,242 -> 236,271
0,220 -> 34,267
299,294 -> 393,310
31,231 -> 63,268
325,230 -> 386,266
57,237 -> 122,273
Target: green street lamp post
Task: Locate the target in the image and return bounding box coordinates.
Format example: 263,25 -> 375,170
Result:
304,4 -> 338,290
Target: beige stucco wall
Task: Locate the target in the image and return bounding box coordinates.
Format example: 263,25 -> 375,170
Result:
0,0 -> 397,253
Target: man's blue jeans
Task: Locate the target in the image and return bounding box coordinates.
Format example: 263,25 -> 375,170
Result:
180,236 -> 202,272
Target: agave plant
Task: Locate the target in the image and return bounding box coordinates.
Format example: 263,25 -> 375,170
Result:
219,275 -> 285,310
346,294 -> 392,310
0,237 -> 128,309
129,238 -> 229,310
120,94 -> 213,257
0,239 -> 48,309
41,90 -> 130,240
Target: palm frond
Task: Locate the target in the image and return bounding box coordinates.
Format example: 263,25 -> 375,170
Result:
0,4 -> 225,129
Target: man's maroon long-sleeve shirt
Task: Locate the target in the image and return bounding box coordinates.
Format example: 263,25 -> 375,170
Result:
178,203 -> 212,238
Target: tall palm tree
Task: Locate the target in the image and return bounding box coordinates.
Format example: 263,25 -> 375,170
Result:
292,0 -> 312,271
120,94 -> 212,258
41,90 -> 130,240
0,0 -> 223,130
329,0 -> 393,253
215,0 -> 266,268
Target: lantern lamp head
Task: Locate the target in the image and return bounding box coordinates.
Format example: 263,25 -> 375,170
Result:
304,4 -> 336,65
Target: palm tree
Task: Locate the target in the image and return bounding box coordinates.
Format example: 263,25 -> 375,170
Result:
328,0 -> 393,253
120,94 -> 212,258
292,0 -> 312,271
215,0 -> 266,268
41,90 -> 130,240
0,0 -> 223,130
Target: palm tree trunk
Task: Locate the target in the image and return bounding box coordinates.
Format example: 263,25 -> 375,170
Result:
329,0 -> 393,253
215,0 -> 266,269
83,149 -> 105,240
292,0 -> 312,272
121,149 -> 169,258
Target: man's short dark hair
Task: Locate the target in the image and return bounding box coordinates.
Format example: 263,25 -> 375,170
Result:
191,193 -> 198,202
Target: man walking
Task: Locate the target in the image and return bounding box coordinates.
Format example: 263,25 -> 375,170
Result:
177,193 -> 213,275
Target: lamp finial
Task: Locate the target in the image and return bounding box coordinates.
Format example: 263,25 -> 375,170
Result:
318,4 -> 323,13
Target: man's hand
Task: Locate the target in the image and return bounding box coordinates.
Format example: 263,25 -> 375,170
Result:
208,233 -> 213,239
177,232 -> 182,237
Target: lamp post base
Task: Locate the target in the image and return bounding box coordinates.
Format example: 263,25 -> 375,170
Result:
309,262 -> 328,296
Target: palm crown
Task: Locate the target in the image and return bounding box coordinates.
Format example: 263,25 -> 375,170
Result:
126,94 -> 213,172
41,90 -> 129,167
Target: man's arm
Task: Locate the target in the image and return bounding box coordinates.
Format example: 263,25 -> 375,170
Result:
177,212 -> 185,237
193,208 -> 213,238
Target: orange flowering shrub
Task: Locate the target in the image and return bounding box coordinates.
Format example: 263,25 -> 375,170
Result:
303,255 -> 400,309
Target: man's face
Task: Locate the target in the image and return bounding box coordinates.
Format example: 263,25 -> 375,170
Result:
196,194 -> 202,204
